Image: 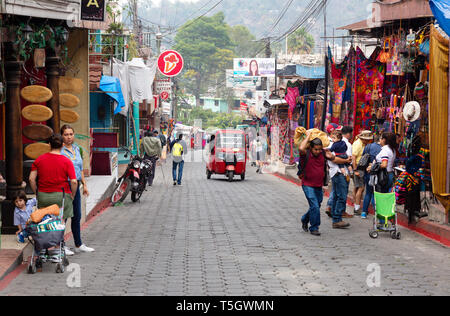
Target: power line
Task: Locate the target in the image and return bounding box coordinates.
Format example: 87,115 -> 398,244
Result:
162,0 -> 224,36
263,0 -> 296,38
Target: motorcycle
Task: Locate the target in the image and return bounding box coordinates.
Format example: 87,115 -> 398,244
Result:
111,147 -> 153,205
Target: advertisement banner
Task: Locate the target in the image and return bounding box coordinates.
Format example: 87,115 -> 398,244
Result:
226,69 -> 261,88
233,58 -> 276,77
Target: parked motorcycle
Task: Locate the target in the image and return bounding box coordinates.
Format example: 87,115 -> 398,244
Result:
111,147 -> 153,205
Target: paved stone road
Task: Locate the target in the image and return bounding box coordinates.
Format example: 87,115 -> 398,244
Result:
1,159 -> 449,296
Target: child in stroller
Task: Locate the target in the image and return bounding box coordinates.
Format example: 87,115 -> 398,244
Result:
13,191 -> 36,243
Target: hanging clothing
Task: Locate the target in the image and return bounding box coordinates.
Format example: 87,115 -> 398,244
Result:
127,58 -> 157,103
112,58 -> 130,116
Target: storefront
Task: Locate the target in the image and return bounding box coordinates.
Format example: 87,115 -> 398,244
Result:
0,1 -> 109,233
334,0 -> 449,225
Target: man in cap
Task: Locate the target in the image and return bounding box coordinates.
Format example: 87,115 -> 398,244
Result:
351,130 -> 374,215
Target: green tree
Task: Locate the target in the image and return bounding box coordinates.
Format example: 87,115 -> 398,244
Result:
287,27 -> 315,54
174,12 -> 235,105
228,25 -> 261,58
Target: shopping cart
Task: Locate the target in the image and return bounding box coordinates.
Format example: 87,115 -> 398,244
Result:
26,190 -> 69,274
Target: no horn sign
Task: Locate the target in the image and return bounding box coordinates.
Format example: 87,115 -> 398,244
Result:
157,50 -> 184,77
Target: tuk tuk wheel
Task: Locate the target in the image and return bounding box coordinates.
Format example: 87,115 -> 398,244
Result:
28,264 -> 36,274
241,173 -> 245,181
206,169 -> 212,179
369,231 -> 378,239
227,171 -> 234,182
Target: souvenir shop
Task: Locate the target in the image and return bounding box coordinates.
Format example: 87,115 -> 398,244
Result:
266,68 -> 325,165
329,18 -> 450,223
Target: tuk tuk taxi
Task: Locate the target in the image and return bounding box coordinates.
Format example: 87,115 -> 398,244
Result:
206,129 -> 247,182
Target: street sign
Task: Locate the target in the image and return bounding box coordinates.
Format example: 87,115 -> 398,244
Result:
157,50 -> 184,77
156,78 -> 172,95
160,91 -> 169,100
80,0 -> 106,21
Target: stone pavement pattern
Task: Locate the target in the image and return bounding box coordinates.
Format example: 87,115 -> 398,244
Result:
1,160 -> 450,296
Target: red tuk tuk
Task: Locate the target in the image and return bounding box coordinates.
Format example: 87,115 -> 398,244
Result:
206,129 -> 247,182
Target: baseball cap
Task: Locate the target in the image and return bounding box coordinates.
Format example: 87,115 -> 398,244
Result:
326,123 -> 342,134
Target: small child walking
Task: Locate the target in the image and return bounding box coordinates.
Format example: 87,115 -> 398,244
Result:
330,130 -> 353,179
13,191 -> 36,243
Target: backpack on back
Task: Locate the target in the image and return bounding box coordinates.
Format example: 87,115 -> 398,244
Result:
172,142 -> 183,157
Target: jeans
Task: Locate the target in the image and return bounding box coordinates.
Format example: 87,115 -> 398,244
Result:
145,155 -> 158,186
301,186 -> 323,232
173,160 -> 184,184
363,173 -> 374,214
331,173 -> 349,223
327,190 -> 335,208
71,183 -> 82,247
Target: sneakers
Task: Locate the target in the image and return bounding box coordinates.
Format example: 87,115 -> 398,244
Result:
361,212 -> 367,219
310,230 -> 321,236
74,244 -> 95,253
332,221 -> 351,229
173,181 -> 177,186
64,247 -> 74,256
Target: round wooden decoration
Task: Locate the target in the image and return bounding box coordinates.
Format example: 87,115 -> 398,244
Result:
60,109 -> 80,123
23,124 -> 54,141
22,105 -> 53,122
60,93 -> 80,108
20,85 -> 53,103
24,143 -> 51,160
58,76 -> 84,94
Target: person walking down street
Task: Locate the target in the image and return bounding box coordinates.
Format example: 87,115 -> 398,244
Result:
351,130 -> 374,216
254,133 -> 266,174
372,132 -> 397,193
361,135 -> 382,219
171,134 -> 187,186
298,131 -> 336,236
140,130 -> 162,187
61,125 -> 94,253
29,134 -> 78,256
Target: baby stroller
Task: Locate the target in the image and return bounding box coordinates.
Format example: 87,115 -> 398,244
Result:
369,191 -> 401,240
26,191 -> 69,274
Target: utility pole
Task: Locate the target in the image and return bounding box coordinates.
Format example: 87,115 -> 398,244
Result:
321,0 -> 328,132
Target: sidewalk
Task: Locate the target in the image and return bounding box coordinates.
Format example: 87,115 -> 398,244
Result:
0,172 -> 118,283
276,166 -> 450,247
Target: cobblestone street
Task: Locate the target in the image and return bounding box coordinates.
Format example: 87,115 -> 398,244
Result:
1,161 -> 449,296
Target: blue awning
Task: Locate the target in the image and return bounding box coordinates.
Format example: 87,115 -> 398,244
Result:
430,0 -> 450,37
99,76 -> 126,115
295,65 -> 325,79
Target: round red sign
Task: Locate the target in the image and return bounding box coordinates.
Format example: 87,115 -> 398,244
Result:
160,91 -> 169,100
157,50 -> 184,77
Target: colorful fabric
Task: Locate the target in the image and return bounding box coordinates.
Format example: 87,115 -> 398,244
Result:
354,47 -> 385,137
394,171 -> 419,205
429,26 -> 450,212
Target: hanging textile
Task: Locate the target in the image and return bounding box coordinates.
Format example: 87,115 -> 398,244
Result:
354,47 -> 385,137
429,25 -> 450,212
99,76 -> 126,115
329,47 -> 348,124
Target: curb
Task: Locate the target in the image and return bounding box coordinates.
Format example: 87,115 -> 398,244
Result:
274,172 -> 450,248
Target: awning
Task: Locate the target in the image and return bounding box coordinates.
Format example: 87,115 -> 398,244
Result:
430,0 -> 450,37
99,76 -> 126,115
263,99 -> 288,108
296,65 -> 325,79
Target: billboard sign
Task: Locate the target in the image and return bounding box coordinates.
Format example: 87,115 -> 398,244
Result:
226,69 -> 261,88
233,58 -> 275,77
